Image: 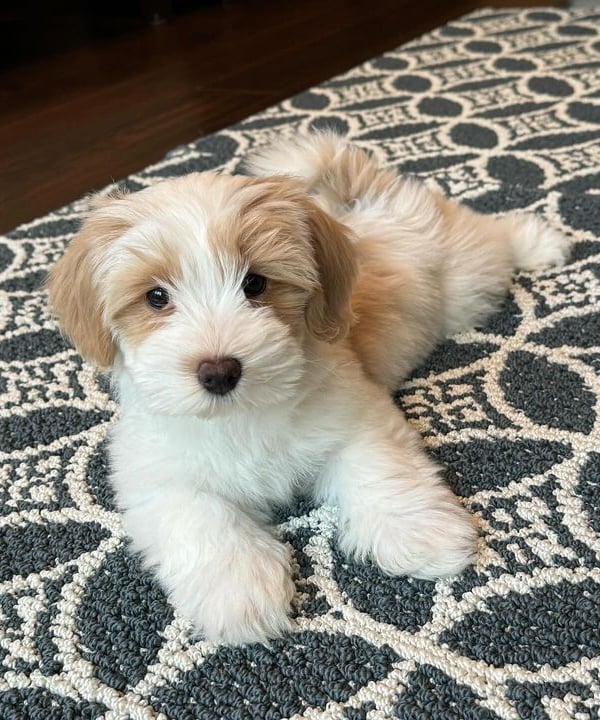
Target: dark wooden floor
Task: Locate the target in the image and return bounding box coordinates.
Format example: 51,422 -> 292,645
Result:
0,0 -> 563,233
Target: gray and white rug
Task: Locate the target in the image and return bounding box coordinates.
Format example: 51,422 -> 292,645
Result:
2,7 -> 600,719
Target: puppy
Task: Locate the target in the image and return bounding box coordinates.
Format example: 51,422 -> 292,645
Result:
47,132 -> 569,644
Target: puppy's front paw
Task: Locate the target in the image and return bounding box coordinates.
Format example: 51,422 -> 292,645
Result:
187,538 -> 295,645
340,492 -> 478,580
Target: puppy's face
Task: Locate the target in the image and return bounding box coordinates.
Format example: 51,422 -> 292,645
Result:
47,173 -> 357,416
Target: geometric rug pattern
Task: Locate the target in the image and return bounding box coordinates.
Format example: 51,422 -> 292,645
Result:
1,8 -> 600,719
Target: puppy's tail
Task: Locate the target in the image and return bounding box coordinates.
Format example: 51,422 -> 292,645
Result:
245,131 -> 394,209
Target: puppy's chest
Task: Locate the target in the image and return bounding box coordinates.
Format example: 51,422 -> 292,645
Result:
180,418 -> 330,505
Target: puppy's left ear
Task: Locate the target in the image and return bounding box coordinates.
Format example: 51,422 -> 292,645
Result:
304,200 -> 359,342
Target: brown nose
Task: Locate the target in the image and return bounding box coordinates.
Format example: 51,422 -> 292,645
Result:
197,357 -> 242,395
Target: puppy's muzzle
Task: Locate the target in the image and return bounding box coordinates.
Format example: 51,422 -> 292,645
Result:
197,357 -> 242,395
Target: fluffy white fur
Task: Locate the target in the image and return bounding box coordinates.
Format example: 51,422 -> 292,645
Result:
48,132 -> 570,644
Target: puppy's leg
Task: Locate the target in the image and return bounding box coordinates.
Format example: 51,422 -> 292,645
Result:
435,193 -> 570,335
317,392 -> 477,578
121,486 -> 294,644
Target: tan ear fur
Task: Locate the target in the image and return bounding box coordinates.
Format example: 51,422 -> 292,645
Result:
46,202 -> 130,368
304,200 -> 358,342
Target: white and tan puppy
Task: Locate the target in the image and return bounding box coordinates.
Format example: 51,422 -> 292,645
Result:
48,132 -> 569,644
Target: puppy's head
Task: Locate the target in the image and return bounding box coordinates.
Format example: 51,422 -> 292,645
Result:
47,173 -> 358,416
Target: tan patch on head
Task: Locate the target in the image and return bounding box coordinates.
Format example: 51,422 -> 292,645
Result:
109,246 -> 181,349
237,178 -> 319,335
208,177 -> 319,287
207,175 -> 359,341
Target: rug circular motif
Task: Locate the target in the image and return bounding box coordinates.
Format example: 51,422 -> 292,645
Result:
1,8 -> 600,719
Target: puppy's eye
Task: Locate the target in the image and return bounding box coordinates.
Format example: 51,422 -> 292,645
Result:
146,287 -> 170,310
242,273 -> 267,298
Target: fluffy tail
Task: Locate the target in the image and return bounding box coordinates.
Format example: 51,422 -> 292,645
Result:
245,131 -> 396,210
246,131 -> 348,182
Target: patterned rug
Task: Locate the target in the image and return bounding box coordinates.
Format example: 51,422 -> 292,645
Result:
2,7 -> 600,719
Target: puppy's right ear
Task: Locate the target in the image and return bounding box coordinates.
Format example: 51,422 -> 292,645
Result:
46,192 -> 129,369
